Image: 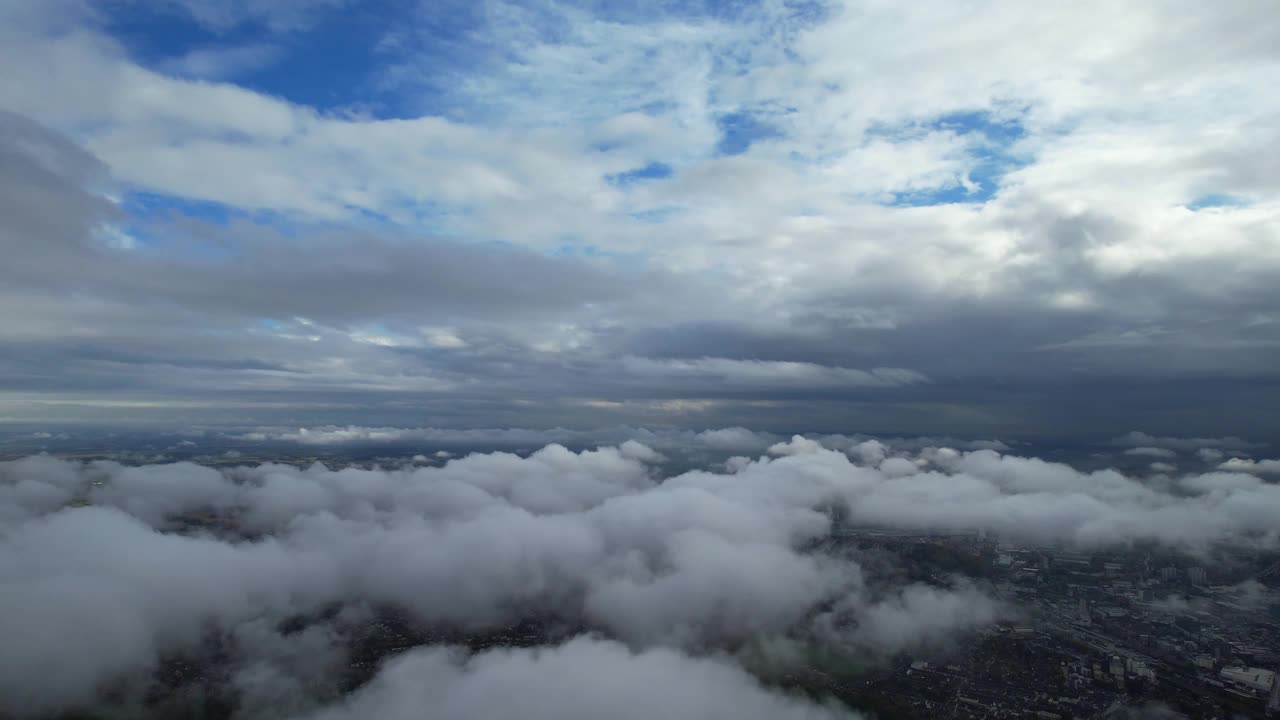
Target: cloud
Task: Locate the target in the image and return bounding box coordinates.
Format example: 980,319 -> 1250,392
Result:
693,426 -> 782,451
233,424 -> 741,449
1124,446 -> 1177,458
8,435 -> 1280,714
835,582 -> 1003,657
1197,448 -> 1226,463
227,425 -> 1017,469
156,43 -> 283,80
304,636 -> 857,720
0,442 -> 1006,716
1111,431 -> 1261,452
621,357 -> 930,388
118,0 -> 353,34
1219,457 -> 1280,474
0,506 -> 339,716
0,1 -> 1279,436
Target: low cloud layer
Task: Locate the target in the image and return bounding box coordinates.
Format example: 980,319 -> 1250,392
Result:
3,436 -> 1279,716
228,424 -> 1012,458
306,637 -> 854,720
0,441 -> 1002,718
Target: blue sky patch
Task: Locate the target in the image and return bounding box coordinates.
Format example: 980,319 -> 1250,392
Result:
607,162 -> 674,187
628,207 -> 684,224
879,110 -> 1031,206
1187,193 -> 1248,210
930,110 -> 1027,143
716,110 -> 784,156
100,0 -> 465,118
122,191 -> 241,226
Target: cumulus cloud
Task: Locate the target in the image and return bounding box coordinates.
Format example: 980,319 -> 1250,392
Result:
848,439 -> 889,466
834,583 -> 1003,658
1219,457 -> 1280,474
304,637 -> 857,720
231,424 -> 1011,460
1124,446 -> 1177,458
0,506 -> 339,716
0,442 -> 1007,717
6,435 -> 1280,715
694,426 -> 783,451
1111,431 -> 1260,452
1197,448 -> 1226,463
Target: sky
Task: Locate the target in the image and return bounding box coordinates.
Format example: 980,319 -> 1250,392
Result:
1,0 -> 1279,439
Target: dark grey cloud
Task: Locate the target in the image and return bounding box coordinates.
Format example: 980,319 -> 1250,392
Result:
2,106 -> 1280,437
0,112 -> 660,324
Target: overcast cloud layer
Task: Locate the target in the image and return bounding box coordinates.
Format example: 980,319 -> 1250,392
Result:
0,0 -> 1277,436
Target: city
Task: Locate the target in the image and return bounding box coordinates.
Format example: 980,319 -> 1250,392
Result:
801,528 -> 1280,718
132,497 -> 1279,720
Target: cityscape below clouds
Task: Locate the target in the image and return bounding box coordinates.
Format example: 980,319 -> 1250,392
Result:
2,1 -> 1279,718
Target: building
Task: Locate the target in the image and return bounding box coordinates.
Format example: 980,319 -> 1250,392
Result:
1187,566 -> 1207,586
1220,666 -> 1277,694
1110,656 -> 1125,689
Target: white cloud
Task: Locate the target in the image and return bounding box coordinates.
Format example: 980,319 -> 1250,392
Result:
304,636 -> 858,720
695,427 -> 781,451
1124,446 -> 1177,459
1219,457 -> 1280,474
155,42 -> 282,80
622,357 -> 929,388
1197,448 -> 1226,463
1112,431 -> 1260,452
8,435 -> 1280,714
0,442 -> 1007,715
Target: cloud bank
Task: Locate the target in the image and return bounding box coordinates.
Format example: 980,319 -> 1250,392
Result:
4,435 -> 1280,715
1,441 -> 1006,718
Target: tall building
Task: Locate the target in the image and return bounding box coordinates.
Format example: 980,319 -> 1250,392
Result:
1188,566 -> 1207,586
1078,597 -> 1091,625
1110,655 -> 1126,689
1160,566 -> 1179,582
